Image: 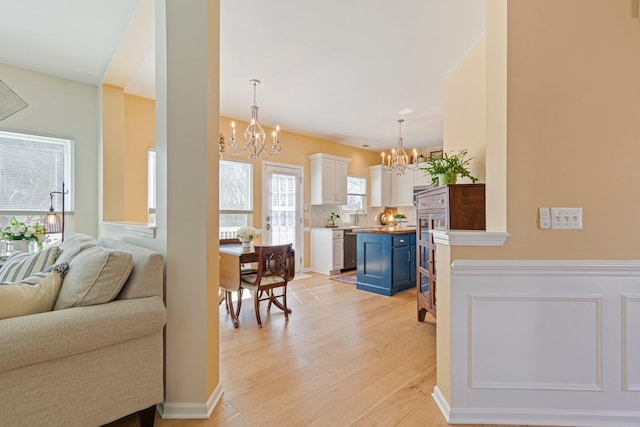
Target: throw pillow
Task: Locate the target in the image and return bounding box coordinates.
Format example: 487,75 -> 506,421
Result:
0,245 -> 61,283
56,233 -> 97,264
0,262 -> 69,320
53,246 -> 133,310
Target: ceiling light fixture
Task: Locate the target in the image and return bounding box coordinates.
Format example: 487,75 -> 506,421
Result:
229,79 -> 280,160
381,119 -> 419,175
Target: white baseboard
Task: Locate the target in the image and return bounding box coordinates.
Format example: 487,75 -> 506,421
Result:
158,384 -> 223,419
447,407 -> 640,427
431,386 -> 450,422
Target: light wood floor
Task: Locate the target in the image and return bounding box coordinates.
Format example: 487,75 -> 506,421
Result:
108,272 -> 542,427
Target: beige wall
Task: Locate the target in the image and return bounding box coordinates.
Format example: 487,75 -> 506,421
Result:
124,94 -> 155,222
102,86 -> 155,223
102,85 -> 126,221
443,35 -> 487,184
459,0 -> 640,261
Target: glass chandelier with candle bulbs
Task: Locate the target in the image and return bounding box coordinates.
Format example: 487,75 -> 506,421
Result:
229,79 -> 281,160
381,119 -> 420,175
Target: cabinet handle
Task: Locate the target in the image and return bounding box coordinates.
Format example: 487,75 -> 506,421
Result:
407,251 -> 410,261
437,198 -> 444,204
400,239 -> 405,243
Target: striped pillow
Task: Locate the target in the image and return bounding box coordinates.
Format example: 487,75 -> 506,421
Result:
0,245 -> 61,283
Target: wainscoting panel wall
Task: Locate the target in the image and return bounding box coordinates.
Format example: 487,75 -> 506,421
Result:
437,260 -> 640,427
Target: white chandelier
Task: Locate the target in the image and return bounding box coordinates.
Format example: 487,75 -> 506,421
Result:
381,119 -> 419,175
229,79 -> 280,160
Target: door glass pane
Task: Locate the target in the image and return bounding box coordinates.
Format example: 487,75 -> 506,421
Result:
421,273 -> 429,294
270,173 -> 296,247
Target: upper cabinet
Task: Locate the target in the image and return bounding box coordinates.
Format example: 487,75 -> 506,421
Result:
413,163 -> 432,187
369,165 -> 391,207
309,153 -> 351,205
370,162 -> 434,207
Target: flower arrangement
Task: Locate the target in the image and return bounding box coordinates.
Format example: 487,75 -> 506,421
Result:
0,217 -> 46,247
236,226 -> 258,241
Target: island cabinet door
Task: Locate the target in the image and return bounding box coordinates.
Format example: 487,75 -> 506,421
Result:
356,233 -> 392,294
392,246 -> 411,287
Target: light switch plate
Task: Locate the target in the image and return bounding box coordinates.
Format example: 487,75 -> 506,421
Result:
550,207 -> 583,230
539,207 -> 551,229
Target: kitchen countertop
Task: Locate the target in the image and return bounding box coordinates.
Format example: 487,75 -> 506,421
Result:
311,226 -> 416,234
352,226 -> 416,234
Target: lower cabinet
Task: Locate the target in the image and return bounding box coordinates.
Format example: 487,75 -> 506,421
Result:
356,231 -> 416,296
311,228 -> 344,275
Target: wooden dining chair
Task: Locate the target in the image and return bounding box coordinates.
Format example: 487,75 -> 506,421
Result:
240,244 -> 294,328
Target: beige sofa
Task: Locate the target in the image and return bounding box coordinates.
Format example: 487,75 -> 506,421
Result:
0,236 -> 167,427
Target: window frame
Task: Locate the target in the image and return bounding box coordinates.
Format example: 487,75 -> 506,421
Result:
344,175 -> 367,214
0,130 -> 75,219
219,159 -> 254,238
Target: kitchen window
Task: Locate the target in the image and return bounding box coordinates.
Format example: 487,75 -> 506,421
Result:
0,130 -> 73,231
219,160 -> 253,238
345,176 -> 367,212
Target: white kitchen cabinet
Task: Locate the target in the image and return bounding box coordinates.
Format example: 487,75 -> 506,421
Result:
413,162 -> 432,187
390,170 -> 414,207
369,165 -> 391,207
309,153 -> 351,205
311,228 -> 344,275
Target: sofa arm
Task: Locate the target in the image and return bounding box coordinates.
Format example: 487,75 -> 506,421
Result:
0,296 -> 166,372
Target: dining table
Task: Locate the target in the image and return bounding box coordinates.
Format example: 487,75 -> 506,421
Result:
218,243 -> 295,327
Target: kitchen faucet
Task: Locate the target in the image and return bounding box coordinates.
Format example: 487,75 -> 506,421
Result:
355,208 -> 367,226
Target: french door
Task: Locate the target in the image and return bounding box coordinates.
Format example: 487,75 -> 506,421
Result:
262,162 -> 303,272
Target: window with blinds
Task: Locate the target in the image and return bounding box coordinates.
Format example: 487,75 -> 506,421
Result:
219,159 -> 253,238
0,131 -> 73,230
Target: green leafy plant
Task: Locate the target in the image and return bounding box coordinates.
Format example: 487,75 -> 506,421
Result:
328,212 -> 341,222
420,149 -> 478,186
392,213 -> 407,219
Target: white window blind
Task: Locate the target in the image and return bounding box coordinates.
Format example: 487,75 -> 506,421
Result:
219,160 -> 253,237
0,130 -> 73,213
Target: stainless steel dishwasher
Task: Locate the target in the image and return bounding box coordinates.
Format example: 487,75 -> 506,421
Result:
343,230 -> 357,271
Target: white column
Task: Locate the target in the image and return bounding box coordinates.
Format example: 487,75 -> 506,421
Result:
156,0 -> 221,418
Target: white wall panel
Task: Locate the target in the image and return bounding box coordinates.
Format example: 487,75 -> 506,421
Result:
622,295 -> 640,392
469,295 -> 603,391
440,260 -> 640,427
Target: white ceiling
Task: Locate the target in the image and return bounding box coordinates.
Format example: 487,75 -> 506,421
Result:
0,0 -> 485,152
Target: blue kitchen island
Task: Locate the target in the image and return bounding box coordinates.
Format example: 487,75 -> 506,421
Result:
355,227 -> 416,296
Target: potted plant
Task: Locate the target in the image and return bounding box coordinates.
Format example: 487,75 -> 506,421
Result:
420,149 -> 479,186
327,212 -> 340,227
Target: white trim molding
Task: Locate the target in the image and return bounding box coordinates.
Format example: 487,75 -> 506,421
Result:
439,259 -> 640,427
100,221 -> 156,238
431,230 -> 509,246
158,384 -> 223,419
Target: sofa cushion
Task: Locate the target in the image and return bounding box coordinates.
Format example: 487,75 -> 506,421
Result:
0,245 -> 61,283
56,233 -> 97,264
54,246 -> 133,310
0,263 -> 69,320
